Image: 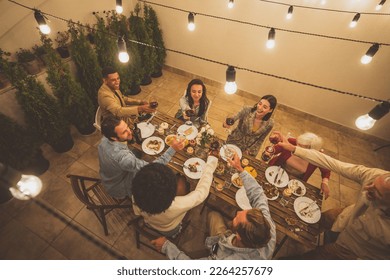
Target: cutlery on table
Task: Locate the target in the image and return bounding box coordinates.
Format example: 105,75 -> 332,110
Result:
274,166 -> 282,184
299,200 -> 317,215
146,112 -> 157,124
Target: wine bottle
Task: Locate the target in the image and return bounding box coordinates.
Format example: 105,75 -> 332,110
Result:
133,123 -> 143,144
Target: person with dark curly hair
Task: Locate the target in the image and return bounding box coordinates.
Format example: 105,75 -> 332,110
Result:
175,79 -> 211,128
151,153 -> 276,259
132,155 -> 218,238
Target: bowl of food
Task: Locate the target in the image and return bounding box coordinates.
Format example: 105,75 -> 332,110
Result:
264,186 -> 279,200
231,173 -> 243,188
215,161 -> 225,175
186,146 -> 194,155
241,158 -> 249,166
244,166 -> 257,178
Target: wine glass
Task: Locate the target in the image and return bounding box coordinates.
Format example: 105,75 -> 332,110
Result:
148,95 -> 159,109
225,114 -> 235,135
269,132 -> 280,145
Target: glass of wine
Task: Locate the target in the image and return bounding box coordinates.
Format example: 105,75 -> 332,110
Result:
269,132 -> 280,145
225,114 -> 235,135
148,95 -> 159,109
185,109 -> 195,117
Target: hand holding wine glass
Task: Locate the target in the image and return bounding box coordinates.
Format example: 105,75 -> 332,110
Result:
223,114 -> 235,134
148,95 -> 159,109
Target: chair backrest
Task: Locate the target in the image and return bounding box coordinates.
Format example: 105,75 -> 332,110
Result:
67,174 -> 132,235
93,106 -> 102,131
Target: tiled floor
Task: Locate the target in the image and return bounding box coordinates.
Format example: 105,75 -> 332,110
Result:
0,68 -> 389,260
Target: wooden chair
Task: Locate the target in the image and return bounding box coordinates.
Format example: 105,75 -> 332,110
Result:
93,106 -> 102,131
67,174 -> 132,236
128,213 -> 191,254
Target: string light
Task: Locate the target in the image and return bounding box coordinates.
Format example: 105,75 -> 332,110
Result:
188,12 -> 195,31
349,13 -> 360,28
361,43 -> 379,64
117,37 -> 129,63
7,0 -> 388,104
228,0 -> 234,9
34,9 -> 51,34
376,0 -> 386,11
355,101 -> 390,130
286,6 -> 293,20
224,66 -> 237,94
266,28 -> 275,49
115,0 -> 123,14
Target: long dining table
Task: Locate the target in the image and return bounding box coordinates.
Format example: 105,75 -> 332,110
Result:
130,110 -> 323,255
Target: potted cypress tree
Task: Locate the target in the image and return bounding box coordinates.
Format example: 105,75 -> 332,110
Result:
68,23 -> 102,108
0,48 -> 74,153
55,31 -> 70,58
128,3 -> 157,86
0,113 -> 49,175
144,4 -> 166,78
16,48 -> 41,75
42,35 -> 96,135
107,11 -> 142,95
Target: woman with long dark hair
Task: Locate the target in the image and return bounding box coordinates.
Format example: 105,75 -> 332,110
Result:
175,79 -> 211,128
224,95 -> 277,156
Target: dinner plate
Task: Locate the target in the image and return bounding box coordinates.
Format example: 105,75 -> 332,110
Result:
177,124 -> 198,140
265,166 -> 289,188
288,179 -> 306,196
137,122 -> 155,138
235,188 -> 252,210
219,144 -> 242,161
294,197 -> 321,224
141,136 -> 165,155
231,173 -> 243,188
183,158 -> 205,180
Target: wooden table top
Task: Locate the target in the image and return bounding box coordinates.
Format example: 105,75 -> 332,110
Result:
131,111 -> 322,249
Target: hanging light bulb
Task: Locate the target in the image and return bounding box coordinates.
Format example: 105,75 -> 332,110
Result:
228,0 -> 234,9
34,10 -> 51,35
320,0 -> 327,5
117,37 -> 129,63
224,66 -> 237,94
286,6 -> 293,20
188,12 -> 195,31
376,0 -> 386,11
0,163 -> 42,202
349,13 -> 360,28
355,101 -> 390,130
116,0 -> 123,14
360,43 -> 379,64
266,28 -> 276,49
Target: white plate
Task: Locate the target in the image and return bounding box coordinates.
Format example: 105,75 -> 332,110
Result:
183,158 -> 205,180
177,124 -> 198,140
235,188 -> 252,210
141,136 -> 165,155
231,173 -> 243,188
219,144 -> 242,161
138,122 -> 155,138
288,179 -> 306,196
265,166 -> 289,188
294,197 -> 321,224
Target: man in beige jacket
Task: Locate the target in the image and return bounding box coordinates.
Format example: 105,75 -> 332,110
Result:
277,134 -> 390,259
98,66 -> 155,124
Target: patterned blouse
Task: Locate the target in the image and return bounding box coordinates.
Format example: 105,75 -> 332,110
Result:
227,107 -> 274,156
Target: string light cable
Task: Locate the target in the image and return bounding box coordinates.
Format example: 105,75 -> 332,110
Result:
6,0 -> 387,104
138,0 -> 390,47
257,0 -> 390,16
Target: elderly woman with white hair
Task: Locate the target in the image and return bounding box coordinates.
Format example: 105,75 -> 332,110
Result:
269,132 -> 331,199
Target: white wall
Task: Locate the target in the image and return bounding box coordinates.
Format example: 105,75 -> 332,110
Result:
1,0 -> 389,140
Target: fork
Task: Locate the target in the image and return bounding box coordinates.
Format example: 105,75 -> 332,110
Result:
299,200 -> 317,215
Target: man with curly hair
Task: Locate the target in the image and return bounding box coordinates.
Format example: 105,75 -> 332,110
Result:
132,154 -> 218,238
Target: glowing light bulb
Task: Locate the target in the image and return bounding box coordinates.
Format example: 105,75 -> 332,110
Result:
118,51 -> 129,63
286,6 -> 293,20
349,13 -> 360,28
39,24 -> 51,35
266,28 -> 276,49
266,39 -> 275,49
360,55 -> 372,64
376,0 -> 386,11
116,5 -> 123,14
228,0 -> 234,9
355,114 -> 376,130
224,82 -> 237,94
9,175 -> 42,200
188,13 -> 196,31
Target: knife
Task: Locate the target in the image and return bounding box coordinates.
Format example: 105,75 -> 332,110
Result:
299,201 -> 317,215
274,166 -> 281,184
